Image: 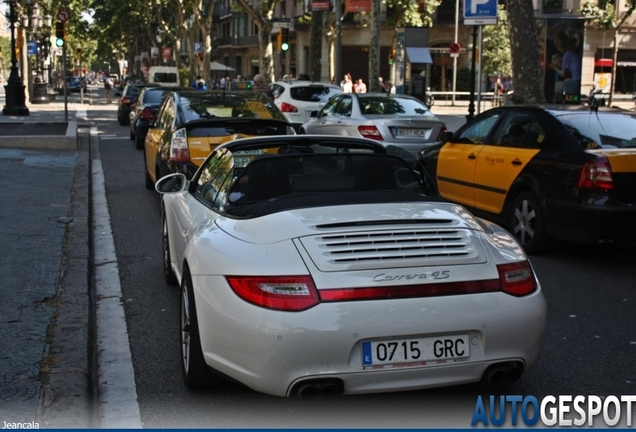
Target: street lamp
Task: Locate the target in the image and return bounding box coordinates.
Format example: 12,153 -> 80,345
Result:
2,0 -> 29,115
21,0 -> 52,104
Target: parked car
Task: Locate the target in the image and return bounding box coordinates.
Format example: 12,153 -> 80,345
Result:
129,86 -> 189,149
143,90 -> 294,189
419,105 -> 636,254
155,135 -> 547,397
299,93 -> 446,158
269,80 -> 341,131
116,82 -> 160,126
64,77 -> 86,94
147,66 -> 180,87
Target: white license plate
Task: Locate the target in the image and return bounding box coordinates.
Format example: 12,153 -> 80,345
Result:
233,157 -> 252,168
233,150 -> 262,168
362,334 -> 470,367
395,128 -> 431,138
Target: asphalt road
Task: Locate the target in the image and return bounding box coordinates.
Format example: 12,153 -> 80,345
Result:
93,109 -> 636,428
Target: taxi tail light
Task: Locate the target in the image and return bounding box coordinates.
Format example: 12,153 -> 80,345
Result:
437,126 -> 447,140
169,128 -> 190,163
358,125 -> 384,140
577,157 -> 615,190
226,276 -> 320,311
140,107 -> 154,121
280,102 -> 298,113
497,261 -> 537,297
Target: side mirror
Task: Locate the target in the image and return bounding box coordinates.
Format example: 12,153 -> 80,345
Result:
438,131 -> 454,142
155,173 -> 188,194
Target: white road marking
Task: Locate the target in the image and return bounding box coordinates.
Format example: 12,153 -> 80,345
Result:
90,126 -> 142,428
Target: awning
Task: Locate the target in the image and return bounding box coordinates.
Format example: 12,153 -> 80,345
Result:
405,47 -> 432,64
594,58 -> 613,67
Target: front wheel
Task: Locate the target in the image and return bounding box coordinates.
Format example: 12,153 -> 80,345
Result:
508,192 -> 550,254
181,269 -> 219,389
425,95 -> 434,107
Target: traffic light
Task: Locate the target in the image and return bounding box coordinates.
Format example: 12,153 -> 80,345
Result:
388,49 -> 396,65
55,22 -> 65,47
280,27 -> 290,52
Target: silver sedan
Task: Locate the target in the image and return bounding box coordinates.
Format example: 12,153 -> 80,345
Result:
299,93 -> 446,158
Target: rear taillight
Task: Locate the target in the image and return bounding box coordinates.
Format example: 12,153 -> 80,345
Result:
577,157 -> 615,190
226,276 -> 320,311
169,128 -> 190,163
358,125 -> 383,140
497,261 -> 537,297
140,107 -> 154,121
437,126 -> 447,140
280,102 -> 298,113
122,96 -> 132,105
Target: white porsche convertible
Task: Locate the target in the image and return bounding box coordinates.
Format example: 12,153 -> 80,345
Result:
156,135 -> 547,399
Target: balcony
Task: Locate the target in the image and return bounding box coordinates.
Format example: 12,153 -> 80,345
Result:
237,35 -> 259,46
216,37 -> 234,47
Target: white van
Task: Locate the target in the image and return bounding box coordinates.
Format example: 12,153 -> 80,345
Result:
147,66 -> 180,87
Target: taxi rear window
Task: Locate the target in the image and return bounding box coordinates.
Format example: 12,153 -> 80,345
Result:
183,98 -> 286,122
290,86 -> 338,102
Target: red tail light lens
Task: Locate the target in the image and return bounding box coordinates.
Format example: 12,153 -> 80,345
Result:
122,96 -> 132,105
280,102 -> 298,113
577,157 -> 615,190
358,125 -> 383,140
226,276 -> 320,311
140,107 -> 154,121
497,261 -> 537,297
169,128 -> 190,162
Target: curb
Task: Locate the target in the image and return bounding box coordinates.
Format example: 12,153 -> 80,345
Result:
0,121 -> 78,150
37,127 -> 94,428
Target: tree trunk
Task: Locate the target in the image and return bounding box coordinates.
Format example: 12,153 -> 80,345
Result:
505,0 -> 545,104
259,23 -> 275,83
368,0 -> 382,92
308,12 -> 324,81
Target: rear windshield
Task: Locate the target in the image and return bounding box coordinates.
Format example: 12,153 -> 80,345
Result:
290,86 -> 340,102
143,89 -> 171,104
182,94 -> 287,122
220,153 -> 427,217
358,96 -> 434,117
153,73 -> 178,83
556,112 -> 636,148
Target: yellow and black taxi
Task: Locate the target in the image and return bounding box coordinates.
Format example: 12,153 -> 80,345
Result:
419,105 -> 636,253
144,89 -> 294,189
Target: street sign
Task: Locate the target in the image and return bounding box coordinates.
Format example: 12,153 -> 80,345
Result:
193,42 -> 203,53
27,40 -> 37,55
464,0 -> 497,25
56,8 -> 70,22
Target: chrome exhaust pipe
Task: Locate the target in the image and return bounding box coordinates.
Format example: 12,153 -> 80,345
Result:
505,363 -> 523,383
295,383 -> 319,400
319,381 -> 343,399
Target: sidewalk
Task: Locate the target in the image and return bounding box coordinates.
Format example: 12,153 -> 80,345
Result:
0,92 -> 94,428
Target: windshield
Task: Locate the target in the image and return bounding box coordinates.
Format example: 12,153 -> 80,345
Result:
557,112 -> 636,148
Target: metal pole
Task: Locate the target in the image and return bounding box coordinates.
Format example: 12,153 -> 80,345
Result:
467,25 -> 477,121
452,0 -> 459,106
63,43 -> 68,121
334,0 -> 342,84
477,25 -> 483,114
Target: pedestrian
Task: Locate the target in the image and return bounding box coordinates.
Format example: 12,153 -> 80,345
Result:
104,76 -> 112,104
355,78 -> 367,93
493,77 -> 505,106
252,74 -> 274,100
341,73 -> 353,93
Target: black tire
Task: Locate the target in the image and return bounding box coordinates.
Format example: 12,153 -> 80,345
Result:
135,134 -> 144,150
181,268 -> 218,389
129,130 -> 135,141
509,191 -> 551,254
162,212 -> 178,286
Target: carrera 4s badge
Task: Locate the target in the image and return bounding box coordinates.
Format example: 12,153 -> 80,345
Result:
373,271 -> 450,282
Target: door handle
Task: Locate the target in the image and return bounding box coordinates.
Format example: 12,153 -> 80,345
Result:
468,153 -> 477,160
511,159 -> 522,166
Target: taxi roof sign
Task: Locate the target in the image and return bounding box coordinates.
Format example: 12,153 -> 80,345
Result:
229,81 -> 253,91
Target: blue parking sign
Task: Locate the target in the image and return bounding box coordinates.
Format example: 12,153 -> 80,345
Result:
464,0 -> 497,24
27,40 -> 38,55
193,42 -> 203,53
